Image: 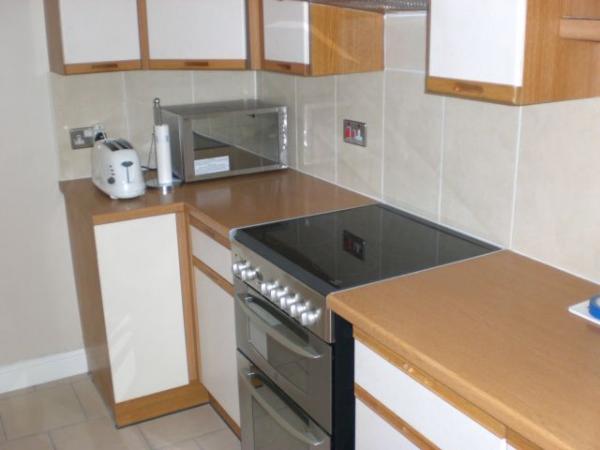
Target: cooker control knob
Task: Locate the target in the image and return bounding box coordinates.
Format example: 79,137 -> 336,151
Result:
232,261 -> 250,276
289,301 -> 310,318
271,287 -> 290,301
260,281 -> 279,296
300,309 -> 322,326
241,267 -> 259,281
281,293 -> 301,310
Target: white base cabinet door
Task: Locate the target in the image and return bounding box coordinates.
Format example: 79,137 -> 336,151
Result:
94,213 -> 189,403
356,399 -> 418,450
195,268 -> 240,425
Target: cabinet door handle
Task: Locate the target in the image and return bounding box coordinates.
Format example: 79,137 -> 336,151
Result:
184,61 -> 210,68
277,62 -> 292,71
453,82 -> 484,95
91,63 -> 119,70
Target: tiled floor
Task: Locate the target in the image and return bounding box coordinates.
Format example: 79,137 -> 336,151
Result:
0,375 -> 240,450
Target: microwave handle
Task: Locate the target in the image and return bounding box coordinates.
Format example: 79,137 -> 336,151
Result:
236,294 -> 322,360
239,368 -> 327,448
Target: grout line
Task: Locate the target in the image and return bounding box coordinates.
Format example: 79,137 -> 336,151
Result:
121,72 -> 131,140
0,414 -> 6,442
508,106 -> 524,249
380,71 -> 387,199
437,96 -> 447,223
135,424 -> 154,450
334,75 -> 339,183
47,431 -> 58,450
386,68 -> 427,75
70,383 -> 88,420
190,71 -> 196,103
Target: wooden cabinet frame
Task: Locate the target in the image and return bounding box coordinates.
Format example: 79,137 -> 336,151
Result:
427,0 -> 600,105
260,0 -> 384,76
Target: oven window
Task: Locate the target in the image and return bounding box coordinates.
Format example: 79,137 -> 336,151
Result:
246,302 -> 312,393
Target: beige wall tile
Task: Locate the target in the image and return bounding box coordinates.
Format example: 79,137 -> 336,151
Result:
124,71 -> 193,162
383,71 -> 443,220
0,434 -> 53,450
257,72 -> 298,168
296,76 -> 336,182
0,385 -> 85,440
441,99 -> 520,245
50,72 -> 128,180
385,13 -> 428,72
336,72 -> 384,198
50,417 -> 147,450
512,98 -> 600,282
193,71 -> 256,103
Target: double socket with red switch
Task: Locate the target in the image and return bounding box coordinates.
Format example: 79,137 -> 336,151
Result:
343,119 -> 367,147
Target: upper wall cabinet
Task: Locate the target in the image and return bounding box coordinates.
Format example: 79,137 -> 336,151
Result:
44,0 -> 143,74
427,0 -> 600,105
261,0 -> 384,76
142,0 -> 248,70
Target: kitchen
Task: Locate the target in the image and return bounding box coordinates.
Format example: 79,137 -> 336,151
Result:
2,0 -> 600,449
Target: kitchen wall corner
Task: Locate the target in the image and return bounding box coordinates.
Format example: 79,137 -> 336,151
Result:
50,70 -> 256,180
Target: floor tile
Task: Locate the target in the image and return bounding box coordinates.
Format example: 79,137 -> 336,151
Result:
196,428 -> 240,450
72,379 -> 109,420
0,389 -> 35,401
138,407 -> 225,449
0,434 -> 53,450
0,385 -> 86,440
50,417 -> 148,450
157,440 -> 200,450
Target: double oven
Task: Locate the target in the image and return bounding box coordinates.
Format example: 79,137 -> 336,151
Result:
230,203 -> 498,450
232,240 -> 354,450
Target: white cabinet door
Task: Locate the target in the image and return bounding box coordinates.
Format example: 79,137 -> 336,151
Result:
146,0 -> 247,60
263,0 -> 310,64
429,0 -> 527,86
355,341 -> 506,450
95,214 -> 189,403
356,399 -> 418,450
195,269 -> 240,425
59,0 -> 141,64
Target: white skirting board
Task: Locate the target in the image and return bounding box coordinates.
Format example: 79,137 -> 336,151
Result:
0,348 -> 88,394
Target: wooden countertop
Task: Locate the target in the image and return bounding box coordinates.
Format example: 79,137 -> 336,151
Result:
329,251 -> 600,450
60,169 -> 373,240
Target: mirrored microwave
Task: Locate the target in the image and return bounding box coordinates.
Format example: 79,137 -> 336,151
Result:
162,100 -> 288,183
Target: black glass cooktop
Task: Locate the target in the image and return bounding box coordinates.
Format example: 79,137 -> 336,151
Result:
234,204 -> 499,296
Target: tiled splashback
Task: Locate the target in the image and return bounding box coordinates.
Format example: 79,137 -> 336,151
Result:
50,70 -> 256,180
258,12 -> 600,284
49,13 -> 600,284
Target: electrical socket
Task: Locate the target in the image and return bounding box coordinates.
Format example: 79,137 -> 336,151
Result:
343,119 -> 367,147
69,126 -> 95,150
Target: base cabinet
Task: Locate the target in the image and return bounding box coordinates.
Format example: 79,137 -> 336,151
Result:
194,268 -> 241,426
356,399 -> 418,450
94,214 -> 190,403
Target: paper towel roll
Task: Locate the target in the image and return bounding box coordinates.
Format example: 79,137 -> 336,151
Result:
154,124 -> 173,185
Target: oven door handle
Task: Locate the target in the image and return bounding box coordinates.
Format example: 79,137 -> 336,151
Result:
236,294 -> 323,360
239,368 -> 327,448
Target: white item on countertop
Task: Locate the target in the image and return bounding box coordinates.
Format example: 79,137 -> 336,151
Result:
569,300 -> 600,327
92,138 -> 145,199
154,124 -> 173,185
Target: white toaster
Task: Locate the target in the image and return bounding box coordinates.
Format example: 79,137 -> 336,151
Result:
92,139 -> 146,199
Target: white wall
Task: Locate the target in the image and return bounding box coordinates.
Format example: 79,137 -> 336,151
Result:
0,0 -> 83,366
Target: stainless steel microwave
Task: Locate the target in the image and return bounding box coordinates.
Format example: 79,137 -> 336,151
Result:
162,100 -> 288,183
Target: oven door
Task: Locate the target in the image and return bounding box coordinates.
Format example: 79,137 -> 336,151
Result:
238,352 -> 330,450
235,282 -> 332,432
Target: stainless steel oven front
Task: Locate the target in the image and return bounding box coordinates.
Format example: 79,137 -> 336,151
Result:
238,352 -> 331,450
234,279 -> 332,433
